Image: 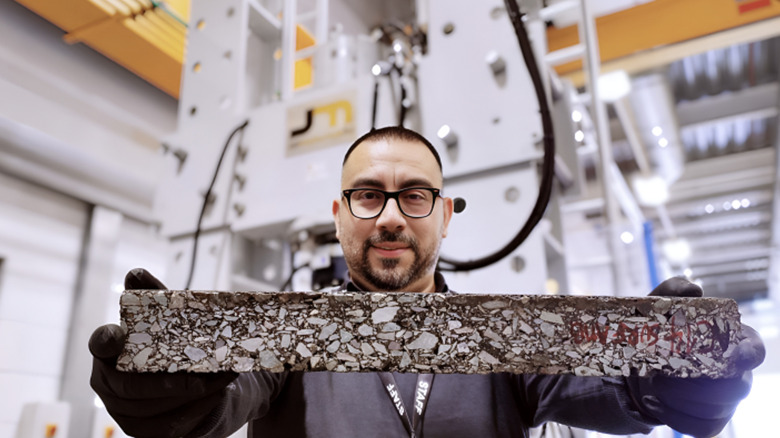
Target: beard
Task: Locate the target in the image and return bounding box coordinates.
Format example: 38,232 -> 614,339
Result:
344,230 -> 439,291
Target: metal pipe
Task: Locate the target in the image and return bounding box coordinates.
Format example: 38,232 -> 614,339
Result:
612,96 -> 678,239
280,0 -> 297,100
316,0 -> 328,44
579,0 -> 626,295
0,116 -> 156,221
613,97 -> 651,174
768,74 -> 780,303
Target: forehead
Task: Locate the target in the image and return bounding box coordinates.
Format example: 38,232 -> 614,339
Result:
341,139 -> 443,188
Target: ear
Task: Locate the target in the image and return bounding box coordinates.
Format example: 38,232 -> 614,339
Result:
332,199 -> 341,240
440,197 -> 454,238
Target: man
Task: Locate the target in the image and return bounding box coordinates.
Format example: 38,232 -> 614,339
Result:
333,126 -> 453,294
91,126 -> 764,438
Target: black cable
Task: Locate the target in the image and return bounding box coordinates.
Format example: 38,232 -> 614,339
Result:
281,263 -> 311,291
399,80 -> 407,126
370,63 -> 406,128
438,0 -> 556,272
371,80 -> 380,130
184,120 -> 249,290
387,66 -> 402,126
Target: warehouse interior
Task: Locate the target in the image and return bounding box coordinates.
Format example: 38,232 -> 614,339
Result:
0,0 -> 778,437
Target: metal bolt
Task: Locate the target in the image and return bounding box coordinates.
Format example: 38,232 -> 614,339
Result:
234,174 -> 247,190
511,256 -> 526,273
237,146 -> 248,162
200,191 -> 216,206
172,148 -> 188,165
485,51 -> 506,76
437,125 -> 459,149
505,187 -> 520,203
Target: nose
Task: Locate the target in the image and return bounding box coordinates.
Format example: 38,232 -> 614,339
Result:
375,198 -> 407,232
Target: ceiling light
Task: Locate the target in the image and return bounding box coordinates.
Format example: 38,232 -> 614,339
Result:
741,198 -> 751,208
620,231 -> 634,244
732,199 -> 741,209
751,298 -> 775,311
759,326 -> 779,340
652,126 -> 663,137
658,137 -> 669,148
572,110 -> 583,122
704,204 -> 714,214
598,70 -> 632,102
574,130 -> 585,142
723,201 -> 732,211
663,238 -> 692,263
632,174 -> 669,206
683,268 -> 692,277
437,125 -> 451,139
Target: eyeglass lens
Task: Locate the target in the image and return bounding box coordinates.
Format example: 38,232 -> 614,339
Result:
349,189 -> 435,218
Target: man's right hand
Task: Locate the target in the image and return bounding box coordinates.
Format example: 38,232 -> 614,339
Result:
89,269 -> 238,438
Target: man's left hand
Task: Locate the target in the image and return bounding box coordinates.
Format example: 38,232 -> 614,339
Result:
628,277 -> 765,438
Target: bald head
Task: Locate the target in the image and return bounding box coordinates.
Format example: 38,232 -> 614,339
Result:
343,126 -> 442,174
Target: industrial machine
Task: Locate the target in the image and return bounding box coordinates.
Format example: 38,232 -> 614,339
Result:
153,0 -> 597,297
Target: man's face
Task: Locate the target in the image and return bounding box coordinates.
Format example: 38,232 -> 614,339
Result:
332,138 -> 453,292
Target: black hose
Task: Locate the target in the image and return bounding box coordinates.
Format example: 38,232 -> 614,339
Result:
438,0 -> 555,272
185,120 -> 249,289
399,80 -> 407,126
281,263 -> 311,291
371,81 -> 380,130
370,64 -> 408,128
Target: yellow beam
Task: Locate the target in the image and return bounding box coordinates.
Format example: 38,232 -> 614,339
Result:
130,11 -> 185,61
16,0 -> 186,98
547,0 -> 780,77
64,14 -> 183,97
562,16 -> 780,87
15,0 -> 117,29
160,0 -> 189,23
142,9 -> 187,48
17,0 -> 319,98
104,0 -> 142,16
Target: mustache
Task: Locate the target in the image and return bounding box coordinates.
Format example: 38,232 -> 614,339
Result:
366,231 -> 417,248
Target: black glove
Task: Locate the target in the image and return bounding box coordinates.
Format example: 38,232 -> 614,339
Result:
628,277 -> 765,438
90,268 -> 238,438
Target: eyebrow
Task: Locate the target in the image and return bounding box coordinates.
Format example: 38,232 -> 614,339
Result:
349,177 -> 437,190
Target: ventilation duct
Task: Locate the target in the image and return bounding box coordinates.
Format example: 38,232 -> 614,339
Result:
628,73 -> 685,185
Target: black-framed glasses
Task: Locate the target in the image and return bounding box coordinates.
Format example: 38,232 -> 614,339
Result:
342,187 -> 442,219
